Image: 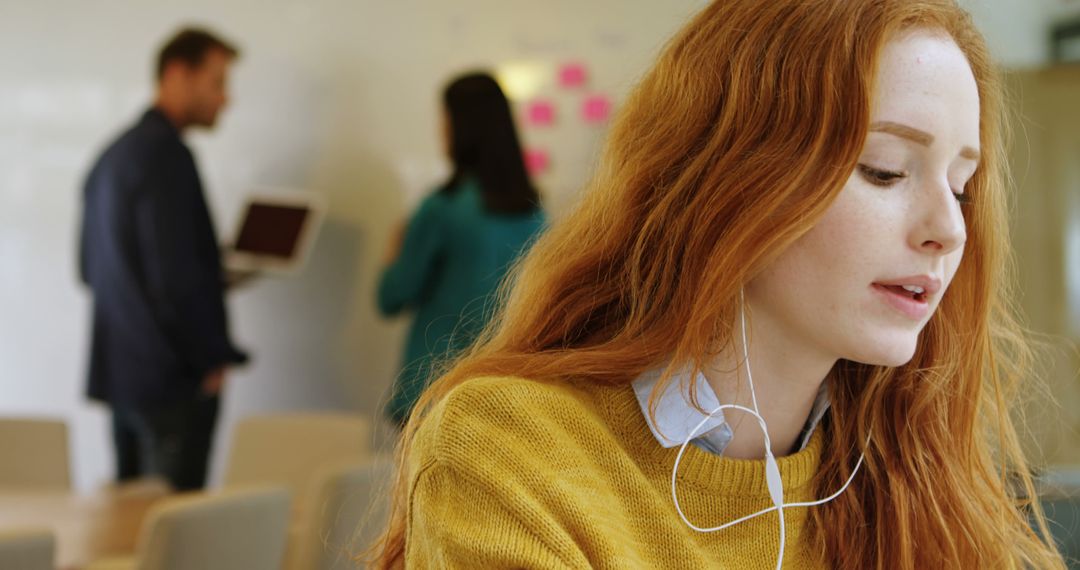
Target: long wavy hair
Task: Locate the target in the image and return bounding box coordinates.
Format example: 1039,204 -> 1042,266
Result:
440,72 -> 540,215
368,0 -> 1064,567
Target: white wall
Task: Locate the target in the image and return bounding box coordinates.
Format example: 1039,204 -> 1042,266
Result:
964,0 -> 1080,68
0,0 -> 708,491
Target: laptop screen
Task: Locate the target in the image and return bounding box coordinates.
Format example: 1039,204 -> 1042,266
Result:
233,203 -> 310,259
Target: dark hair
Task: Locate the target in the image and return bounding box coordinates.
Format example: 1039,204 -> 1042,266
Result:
441,72 -> 540,215
156,27 -> 239,80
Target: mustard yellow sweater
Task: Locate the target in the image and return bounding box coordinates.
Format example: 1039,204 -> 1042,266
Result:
405,376 -> 827,569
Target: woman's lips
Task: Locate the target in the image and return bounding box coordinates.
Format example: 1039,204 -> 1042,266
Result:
872,283 -> 930,320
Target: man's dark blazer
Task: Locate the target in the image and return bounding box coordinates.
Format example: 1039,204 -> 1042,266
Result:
79,108 -> 247,410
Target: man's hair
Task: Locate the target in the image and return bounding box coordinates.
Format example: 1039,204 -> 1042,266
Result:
156,27 -> 239,80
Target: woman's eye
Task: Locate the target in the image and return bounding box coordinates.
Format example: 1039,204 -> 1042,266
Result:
858,164 -> 906,186
953,191 -> 971,204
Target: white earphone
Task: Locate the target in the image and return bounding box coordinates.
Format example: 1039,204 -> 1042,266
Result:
670,290 -> 868,570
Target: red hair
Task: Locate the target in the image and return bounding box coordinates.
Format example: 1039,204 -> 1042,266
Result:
369,1 -> 1063,567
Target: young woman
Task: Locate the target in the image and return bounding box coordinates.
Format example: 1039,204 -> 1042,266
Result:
370,1 -> 1064,568
377,72 -> 545,427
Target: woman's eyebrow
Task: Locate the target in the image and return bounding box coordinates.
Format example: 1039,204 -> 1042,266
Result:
869,120 -> 980,162
870,120 -> 933,145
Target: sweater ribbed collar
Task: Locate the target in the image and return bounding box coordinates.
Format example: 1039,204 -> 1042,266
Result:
597,379 -> 826,497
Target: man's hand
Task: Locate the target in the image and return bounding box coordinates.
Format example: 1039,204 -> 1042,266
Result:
224,267 -> 259,290
201,367 -> 227,396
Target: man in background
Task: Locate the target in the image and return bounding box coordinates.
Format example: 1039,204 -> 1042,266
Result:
79,28 -> 248,490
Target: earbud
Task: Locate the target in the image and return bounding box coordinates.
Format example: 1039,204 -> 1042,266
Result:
764,453 -> 784,508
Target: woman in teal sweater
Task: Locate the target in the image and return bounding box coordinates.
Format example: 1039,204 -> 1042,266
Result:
378,72 -> 545,426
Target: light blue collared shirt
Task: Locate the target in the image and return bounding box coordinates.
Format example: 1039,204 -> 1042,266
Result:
632,368 -> 830,455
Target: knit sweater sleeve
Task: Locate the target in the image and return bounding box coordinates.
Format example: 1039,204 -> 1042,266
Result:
406,458 -> 580,569
403,376 -> 601,569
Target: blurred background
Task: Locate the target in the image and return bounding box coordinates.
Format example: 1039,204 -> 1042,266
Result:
0,0 -> 1078,556
0,0 -> 711,492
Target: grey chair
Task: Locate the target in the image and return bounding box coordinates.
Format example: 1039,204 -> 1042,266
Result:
87,486 -> 292,570
0,418 -> 70,490
0,528 -> 55,570
287,458 -> 395,570
223,413 -> 372,496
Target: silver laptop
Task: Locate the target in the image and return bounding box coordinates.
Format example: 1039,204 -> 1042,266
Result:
224,191 -> 325,274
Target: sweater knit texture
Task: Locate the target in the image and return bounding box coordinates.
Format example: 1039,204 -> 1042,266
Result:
405,375 -> 827,569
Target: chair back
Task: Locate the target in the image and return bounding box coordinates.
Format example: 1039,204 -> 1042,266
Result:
0,418 -> 69,490
288,458 -> 394,570
135,486 -> 291,570
224,413 -> 371,494
0,528 -> 54,570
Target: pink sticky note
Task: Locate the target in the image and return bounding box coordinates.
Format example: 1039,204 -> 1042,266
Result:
582,94 -> 611,124
558,63 -> 588,88
523,148 -> 550,175
526,100 -> 555,126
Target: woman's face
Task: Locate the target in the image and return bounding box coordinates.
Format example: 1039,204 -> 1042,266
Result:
746,30 -> 980,368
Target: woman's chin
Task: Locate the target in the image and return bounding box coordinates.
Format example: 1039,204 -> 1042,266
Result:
846,338 -> 918,369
